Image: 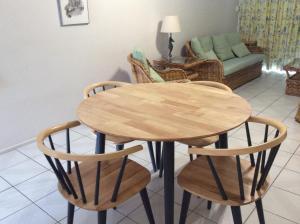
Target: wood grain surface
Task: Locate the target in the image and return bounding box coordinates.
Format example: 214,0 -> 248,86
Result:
77,83 -> 252,141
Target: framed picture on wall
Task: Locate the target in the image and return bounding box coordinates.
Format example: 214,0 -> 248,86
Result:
58,0 -> 89,26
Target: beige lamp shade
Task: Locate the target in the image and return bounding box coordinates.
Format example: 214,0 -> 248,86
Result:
161,16 -> 181,33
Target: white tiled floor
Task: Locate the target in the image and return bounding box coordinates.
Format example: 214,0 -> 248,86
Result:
0,72 -> 300,223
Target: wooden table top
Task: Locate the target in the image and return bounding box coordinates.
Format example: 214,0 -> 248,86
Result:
77,83 -> 252,141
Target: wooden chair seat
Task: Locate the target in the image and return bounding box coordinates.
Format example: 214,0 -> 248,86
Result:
179,136 -> 218,147
59,158 -> 150,211
178,156 -> 270,206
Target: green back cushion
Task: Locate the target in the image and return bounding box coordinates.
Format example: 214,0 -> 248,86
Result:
226,32 -> 242,47
132,49 -> 164,82
212,34 -> 235,61
232,43 -> 251,58
149,67 -> 165,82
199,36 -> 213,52
132,49 -> 149,71
191,38 -> 207,59
206,50 -> 219,60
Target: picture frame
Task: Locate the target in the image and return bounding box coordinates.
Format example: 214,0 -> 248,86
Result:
58,0 -> 89,26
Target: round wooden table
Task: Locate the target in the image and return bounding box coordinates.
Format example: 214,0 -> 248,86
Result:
77,83 -> 252,224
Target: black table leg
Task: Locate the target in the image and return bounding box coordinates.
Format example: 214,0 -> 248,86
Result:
163,141 -> 175,224
219,133 -> 228,148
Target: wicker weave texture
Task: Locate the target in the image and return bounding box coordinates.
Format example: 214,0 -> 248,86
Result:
184,41 -> 263,89
127,54 -> 188,83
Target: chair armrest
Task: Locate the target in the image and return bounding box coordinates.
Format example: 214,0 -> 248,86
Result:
156,68 -> 188,81
191,60 -> 224,82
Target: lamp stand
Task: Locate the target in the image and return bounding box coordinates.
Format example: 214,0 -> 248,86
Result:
168,33 -> 175,60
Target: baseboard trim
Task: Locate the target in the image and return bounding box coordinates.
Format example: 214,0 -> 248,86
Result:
0,138 -> 35,155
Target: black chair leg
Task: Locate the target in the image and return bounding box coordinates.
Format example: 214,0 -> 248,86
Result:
67,202 -> 75,224
140,188 -> 155,224
231,206 -> 242,224
255,199 -> 265,224
179,190 -> 191,224
98,210 -> 107,224
116,144 -> 124,151
159,150 -> 164,178
207,200 -> 212,210
147,142 -> 157,172
155,141 -> 161,169
189,154 -> 193,161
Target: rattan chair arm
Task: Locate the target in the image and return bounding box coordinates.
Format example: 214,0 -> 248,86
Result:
192,60 -> 224,82
185,41 -> 197,58
36,120 -> 143,162
188,116 -> 287,157
83,81 -> 131,99
156,68 -> 188,81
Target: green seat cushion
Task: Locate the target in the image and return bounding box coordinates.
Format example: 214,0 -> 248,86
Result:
212,34 -> 235,61
226,32 -> 242,47
132,49 -> 149,71
198,36 -> 213,52
206,50 -> 218,60
223,54 -> 265,76
232,43 -> 251,58
191,37 -> 207,59
149,67 -> 165,82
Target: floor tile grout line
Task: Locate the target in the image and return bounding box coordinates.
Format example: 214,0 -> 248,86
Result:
0,185 -> 57,223
261,209 -> 300,224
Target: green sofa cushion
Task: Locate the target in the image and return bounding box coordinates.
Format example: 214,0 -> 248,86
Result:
149,67 -> 165,82
132,49 -> 149,71
212,34 -> 235,61
226,32 -> 242,47
198,36 -> 213,52
206,50 -> 218,60
232,43 -> 251,58
191,37 -> 207,59
224,54 -> 265,76
132,49 -> 164,82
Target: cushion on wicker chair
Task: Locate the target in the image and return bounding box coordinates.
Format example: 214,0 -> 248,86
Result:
224,54 -> 265,76
191,38 -> 207,60
206,50 -> 219,60
225,32 -> 242,47
198,36 -> 214,52
149,67 -> 165,82
132,49 -> 148,71
212,34 -> 235,61
132,49 -> 164,82
232,43 -> 251,58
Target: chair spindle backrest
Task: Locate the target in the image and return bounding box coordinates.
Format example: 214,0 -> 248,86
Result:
36,121 -> 143,206
189,116 -> 287,202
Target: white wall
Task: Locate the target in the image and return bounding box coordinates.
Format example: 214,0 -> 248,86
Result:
0,0 -> 238,151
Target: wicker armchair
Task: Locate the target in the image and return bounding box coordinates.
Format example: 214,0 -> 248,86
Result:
184,41 -> 264,89
127,54 -> 192,83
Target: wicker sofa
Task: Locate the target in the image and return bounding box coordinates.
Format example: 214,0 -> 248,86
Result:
185,34 -> 265,89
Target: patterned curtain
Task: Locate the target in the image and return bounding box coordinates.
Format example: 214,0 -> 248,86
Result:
239,0 -> 300,69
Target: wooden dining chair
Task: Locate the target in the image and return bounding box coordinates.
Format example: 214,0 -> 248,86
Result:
177,116 -> 287,224
36,120 -> 155,224
83,80 -> 158,172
